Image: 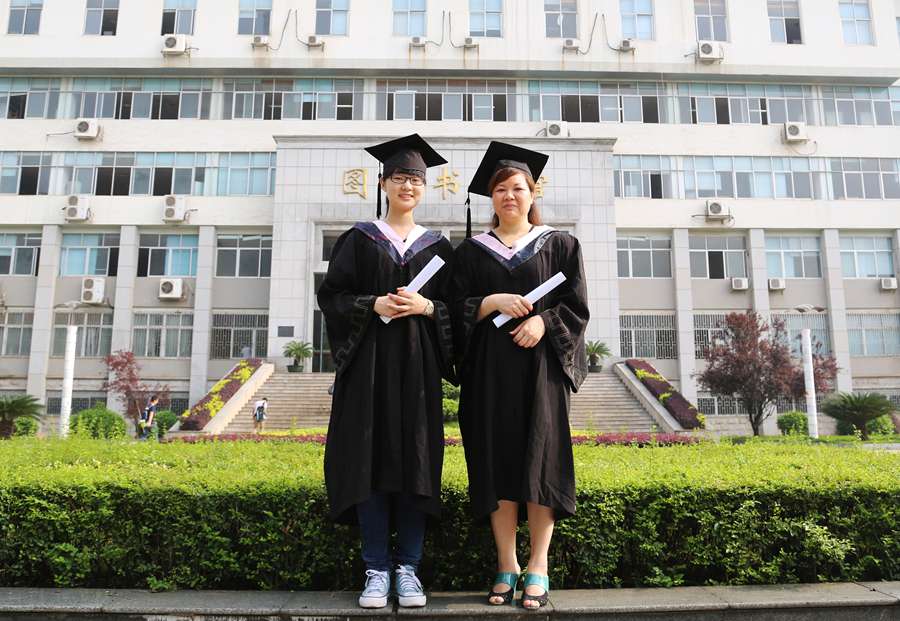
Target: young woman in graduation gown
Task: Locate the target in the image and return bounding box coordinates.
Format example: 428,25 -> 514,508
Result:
452,141 -> 589,610
316,135 -> 454,609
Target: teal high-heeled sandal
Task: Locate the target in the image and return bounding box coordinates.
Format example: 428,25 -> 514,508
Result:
487,571 -> 520,605
520,573 -> 550,610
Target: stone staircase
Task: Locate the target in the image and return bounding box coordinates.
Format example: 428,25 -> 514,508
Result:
223,365 -> 657,433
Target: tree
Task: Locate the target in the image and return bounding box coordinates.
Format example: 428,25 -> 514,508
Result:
0,395 -> 43,439
103,350 -> 170,428
697,312 -> 837,436
822,393 -> 895,441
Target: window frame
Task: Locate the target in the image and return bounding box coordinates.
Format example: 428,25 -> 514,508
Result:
215,233 -> 273,278
83,0 -> 119,36
0,310 -> 33,357
59,232 -> 120,277
620,0 -> 654,41
209,313 -> 269,359
7,0 -> 42,35
132,311 -> 194,358
616,235 -> 672,279
767,0 -> 803,44
693,0 -> 728,42
315,0 -> 349,36
0,232 -> 41,276
469,0 -> 502,38
137,233 -> 199,278
161,0 -> 196,35
765,235 -> 823,279
839,0 -> 874,45
544,0 -> 577,38
392,0 -> 426,37
840,235 -> 896,278
51,311 -> 114,358
238,0 -> 272,35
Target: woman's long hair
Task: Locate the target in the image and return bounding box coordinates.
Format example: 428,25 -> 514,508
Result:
488,167 -> 543,228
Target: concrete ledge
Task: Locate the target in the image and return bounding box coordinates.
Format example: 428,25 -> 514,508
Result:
0,583 -> 896,620
612,361 -> 682,433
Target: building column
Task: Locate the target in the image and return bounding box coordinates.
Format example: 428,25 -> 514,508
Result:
25,225 -> 62,403
107,225 -> 138,415
821,229 -> 853,393
747,228 -> 771,319
188,225 -> 215,404
672,229 -> 697,404
893,229 -> 900,279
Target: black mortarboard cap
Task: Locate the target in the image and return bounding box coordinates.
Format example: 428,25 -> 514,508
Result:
365,134 -> 447,218
464,141 -> 550,237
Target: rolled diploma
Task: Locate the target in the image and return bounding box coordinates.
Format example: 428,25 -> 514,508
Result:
381,255 -> 446,324
493,271 -> 567,328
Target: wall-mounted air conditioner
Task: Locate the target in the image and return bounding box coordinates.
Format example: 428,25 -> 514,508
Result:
768,278 -> 786,291
74,119 -> 101,140
544,120 -> 569,138
880,277 -> 898,291
161,34 -> 188,55
697,40 -> 724,62
81,277 -> 106,304
705,199 -> 730,221
783,122 -> 809,143
163,195 -> 188,223
64,195 -> 91,222
730,277 -> 749,291
159,278 -> 185,300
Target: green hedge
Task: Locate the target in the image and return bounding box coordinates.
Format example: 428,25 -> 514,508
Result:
0,439 -> 896,590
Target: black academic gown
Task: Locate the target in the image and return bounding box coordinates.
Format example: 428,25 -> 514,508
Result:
452,228 -> 589,521
317,222 -> 454,524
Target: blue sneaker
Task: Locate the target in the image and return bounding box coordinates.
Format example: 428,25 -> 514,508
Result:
395,564 -> 426,608
358,569 -> 390,608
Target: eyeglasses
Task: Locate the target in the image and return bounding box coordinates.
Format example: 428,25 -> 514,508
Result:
388,174 -> 425,186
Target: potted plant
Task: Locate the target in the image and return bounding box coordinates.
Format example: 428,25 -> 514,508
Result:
586,341 -> 611,373
0,394 -> 43,439
283,341 -> 314,373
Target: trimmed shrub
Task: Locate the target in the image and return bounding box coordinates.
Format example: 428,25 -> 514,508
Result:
442,380 -> 459,422
777,411 -> 809,436
13,417 -> 38,437
154,410 -> 179,440
69,407 -> 126,439
625,359 -> 703,429
836,414 -> 896,438
0,439 -> 896,590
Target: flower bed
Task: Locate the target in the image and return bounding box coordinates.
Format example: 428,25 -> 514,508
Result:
626,359 -> 703,430
179,359 -> 262,431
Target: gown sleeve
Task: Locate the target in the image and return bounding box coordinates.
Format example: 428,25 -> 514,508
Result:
539,235 -> 590,392
316,229 -> 377,377
450,243 -> 485,381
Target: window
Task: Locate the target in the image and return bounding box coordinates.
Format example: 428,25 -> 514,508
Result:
133,312 -> 193,358
0,311 -> 33,356
312,273 -> 334,372
60,233 -> 119,277
137,234 -> 198,277
7,0 -> 41,35
0,152 -> 51,195
619,314 -> 678,359
470,0 -> 501,37
617,236 -> 672,278
45,392 -> 107,416
376,79 -> 516,122
0,78 -> 62,120
321,232 -> 341,261
694,0 -> 726,40
238,0 -> 271,35
766,236 -> 822,278
848,313 -> 900,356
225,78 -> 363,121
544,0 -> 576,38
210,313 -> 268,359
69,78 -> 214,121
697,391 -> 748,416
828,157 -> 900,199
316,0 -> 348,35
161,0 -> 196,35
621,0 -> 653,40
84,0 -> 118,36
612,155 -> 676,198
840,0 -> 873,44
768,0 -> 802,43
51,312 -> 113,357
773,312 -> 831,356
676,83 -> 814,126
0,233 -> 40,276
690,235 -> 747,279
694,314 -> 727,360
841,235 -> 895,278
393,0 -> 425,36
216,234 -> 272,278
822,87 -> 900,127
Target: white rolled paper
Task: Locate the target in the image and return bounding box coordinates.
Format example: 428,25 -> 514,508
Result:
381,255 -> 446,324
493,271 -> 567,328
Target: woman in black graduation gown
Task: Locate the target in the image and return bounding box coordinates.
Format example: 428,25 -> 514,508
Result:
452,142 -> 588,610
317,135 -> 454,609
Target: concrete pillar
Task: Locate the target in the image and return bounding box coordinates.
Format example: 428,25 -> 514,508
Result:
747,228 -> 771,319
821,229 -> 853,393
672,228 -> 697,405
107,225 -> 138,415
188,225 -> 215,404
25,224 -> 62,403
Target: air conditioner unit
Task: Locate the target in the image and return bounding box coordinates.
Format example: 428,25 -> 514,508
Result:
618,38 -> 635,52
80,277 -> 106,305
463,36 -> 478,49
163,195 -> 188,223
544,120 -> 569,138
251,34 -> 269,48
159,278 -> 185,300
410,36 -> 426,47
730,277 -> 749,291
161,34 -> 188,55
697,40 -> 724,62
74,119 -> 101,140
880,277 -> 898,291
563,38 -> 580,51
768,277 -> 786,291
64,195 -> 91,222
705,199 -> 730,221
306,34 -> 324,48
783,122 -> 809,143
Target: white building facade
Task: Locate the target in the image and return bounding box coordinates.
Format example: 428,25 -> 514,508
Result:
1,0 -> 899,428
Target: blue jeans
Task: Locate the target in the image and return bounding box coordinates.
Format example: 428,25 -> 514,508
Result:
356,492 -> 426,572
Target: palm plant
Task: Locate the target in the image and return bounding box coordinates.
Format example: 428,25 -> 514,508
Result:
283,340 -> 314,372
0,395 -> 43,439
586,341 -> 611,370
822,392 -> 895,440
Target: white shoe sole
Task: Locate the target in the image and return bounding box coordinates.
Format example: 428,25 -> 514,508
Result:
398,594 -> 427,608
358,595 -> 389,608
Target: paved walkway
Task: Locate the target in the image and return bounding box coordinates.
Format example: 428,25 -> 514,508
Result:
0,582 -> 898,620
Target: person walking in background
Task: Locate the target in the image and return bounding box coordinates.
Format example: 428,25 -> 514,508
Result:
138,394 -> 160,441
253,396 -> 268,434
